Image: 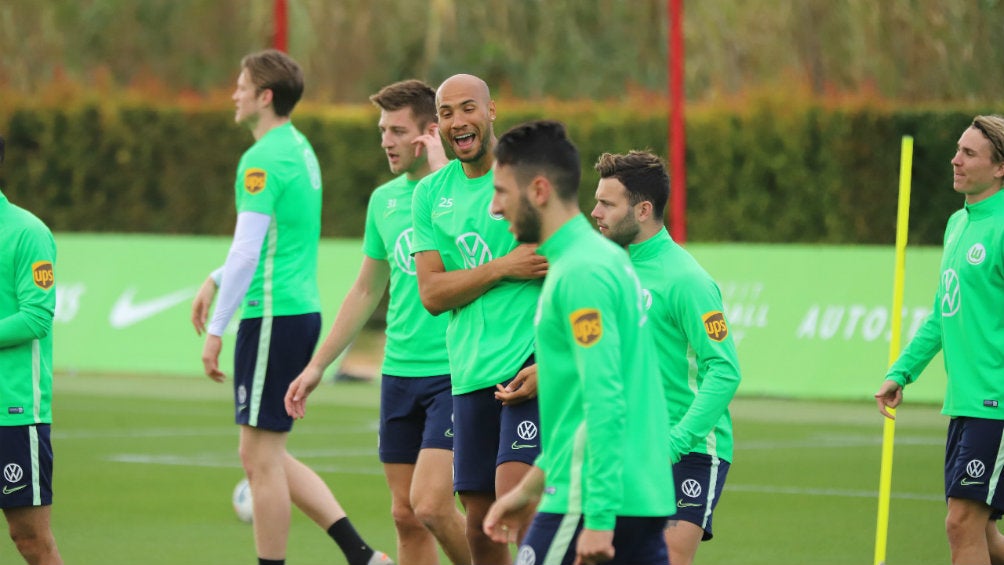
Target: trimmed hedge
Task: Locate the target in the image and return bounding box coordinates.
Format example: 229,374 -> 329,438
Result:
0,101 -> 985,244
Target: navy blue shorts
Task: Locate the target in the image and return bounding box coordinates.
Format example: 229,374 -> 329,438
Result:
945,416 -> 1004,519
234,313 -> 321,432
671,452 -> 731,540
0,424 -> 54,508
518,513 -> 669,565
453,356 -> 540,492
379,374 -> 454,464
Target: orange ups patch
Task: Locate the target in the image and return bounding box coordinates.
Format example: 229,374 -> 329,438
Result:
32,261 -> 54,290
702,311 -> 728,342
570,308 -> 603,347
243,168 -> 267,194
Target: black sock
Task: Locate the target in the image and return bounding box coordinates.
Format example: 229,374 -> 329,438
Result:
327,517 -> 375,565
258,559 -> 284,565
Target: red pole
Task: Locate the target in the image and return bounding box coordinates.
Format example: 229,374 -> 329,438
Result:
273,0 -> 288,52
668,0 -> 687,243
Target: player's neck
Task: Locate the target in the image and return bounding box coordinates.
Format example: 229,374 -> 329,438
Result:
633,222 -> 665,245
539,204 -> 581,244
250,113 -> 290,141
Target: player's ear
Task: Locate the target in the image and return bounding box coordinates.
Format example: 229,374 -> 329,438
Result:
530,175 -> 550,206
258,87 -> 274,108
637,200 -> 655,221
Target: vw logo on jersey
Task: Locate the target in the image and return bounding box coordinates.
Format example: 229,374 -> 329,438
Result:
456,232 -> 494,269
967,459 -> 986,478
681,478 -> 702,498
968,243 -> 987,265
3,463 -> 23,483
394,228 -> 417,275
516,420 -> 538,441
941,269 -> 961,317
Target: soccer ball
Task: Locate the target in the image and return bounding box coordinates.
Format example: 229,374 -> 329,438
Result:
232,477 -> 253,523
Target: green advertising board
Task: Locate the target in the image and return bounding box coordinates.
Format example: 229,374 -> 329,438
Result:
50,234 -> 948,403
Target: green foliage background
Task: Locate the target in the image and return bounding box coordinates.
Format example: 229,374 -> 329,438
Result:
0,100 -> 985,244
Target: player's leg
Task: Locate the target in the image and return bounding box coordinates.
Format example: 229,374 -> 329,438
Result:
454,387 -> 509,564
946,497 -> 992,564
943,417 -> 1004,565
984,520 -> 1004,565
666,453 -> 730,565
496,364 -> 541,543
384,462 -> 437,564
411,449 -> 470,564
0,424 -> 62,565
239,425 -> 293,561
408,375 -> 470,564
380,375 -> 438,564
3,506 -> 62,565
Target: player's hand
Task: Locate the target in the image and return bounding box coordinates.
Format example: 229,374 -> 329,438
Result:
483,483 -> 539,544
201,335 -> 226,382
497,244 -> 548,280
495,363 -> 538,406
874,379 -> 903,420
573,529 -> 615,565
412,124 -> 449,172
285,365 -> 324,419
191,276 -> 218,336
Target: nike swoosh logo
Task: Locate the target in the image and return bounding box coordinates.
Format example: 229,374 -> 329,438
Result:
109,287 -> 195,329
511,441 -> 537,450
444,429 -> 454,438
432,210 -> 454,219
961,478 -> 985,486
3,485 -> 26,495
677,499 -> 702,508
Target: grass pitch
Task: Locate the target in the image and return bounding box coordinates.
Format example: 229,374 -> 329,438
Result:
0,372 -> 952,564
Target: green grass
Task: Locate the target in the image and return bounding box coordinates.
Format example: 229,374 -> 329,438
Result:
1,373 -> 952,564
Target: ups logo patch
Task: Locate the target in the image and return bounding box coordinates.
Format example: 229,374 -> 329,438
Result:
244,168 -> 267,194
570,308 -> 602,347
32,261 -> 54,290
702,310 -> 728,342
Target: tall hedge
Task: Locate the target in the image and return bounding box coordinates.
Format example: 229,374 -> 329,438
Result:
0,101 -> 985,244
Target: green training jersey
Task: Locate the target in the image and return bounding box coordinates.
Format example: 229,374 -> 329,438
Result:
363,174 -> 450,377
411,160 -> 539,394
887,189 -> 1004,418
629,229 -> 741,462
0,190 -> 56,426
534,215 -> 674,530
234,122 -> 322,318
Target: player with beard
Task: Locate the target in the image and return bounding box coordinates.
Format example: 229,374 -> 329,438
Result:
410,74 -> 546,564
483,121 -> 673,565
591,150 -> 741,565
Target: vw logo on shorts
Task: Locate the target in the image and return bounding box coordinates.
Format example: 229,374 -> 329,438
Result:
967,459 -> 986,478
516,421 -> 538,441
3,463 -> 23,483
237,385 -> 248,405
681,478 -> 703,498
516,545 -> 536,565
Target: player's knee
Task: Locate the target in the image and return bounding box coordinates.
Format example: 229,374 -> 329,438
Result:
390,499 -> 422,531
945,509 -> 983,542
412,498 -> 451,531
10,528 -> 53,560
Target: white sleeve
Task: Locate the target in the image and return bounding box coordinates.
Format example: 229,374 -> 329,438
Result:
208,211 -> 271,336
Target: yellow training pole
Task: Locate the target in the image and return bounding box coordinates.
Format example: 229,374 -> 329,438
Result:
874,135 -> 913,565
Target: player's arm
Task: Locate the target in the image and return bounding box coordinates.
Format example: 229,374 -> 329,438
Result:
200,211 -> 269,381
483,465 -> 545,544
566,272 -> 626,533
666,278 -> 742,461
286,256 -> 390,418
876,295 -> 943,418
413,244 -> 546,315
0,226 -> 55,349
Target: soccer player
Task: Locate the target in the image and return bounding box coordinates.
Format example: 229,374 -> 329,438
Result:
483,120 -> 674,565
189,50 -> 391,565
590,150 -> 741,565
411,74 -> 546,563
284,79 -> 471,565
0,135 -> 63,565
876,115 -> 1004,565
